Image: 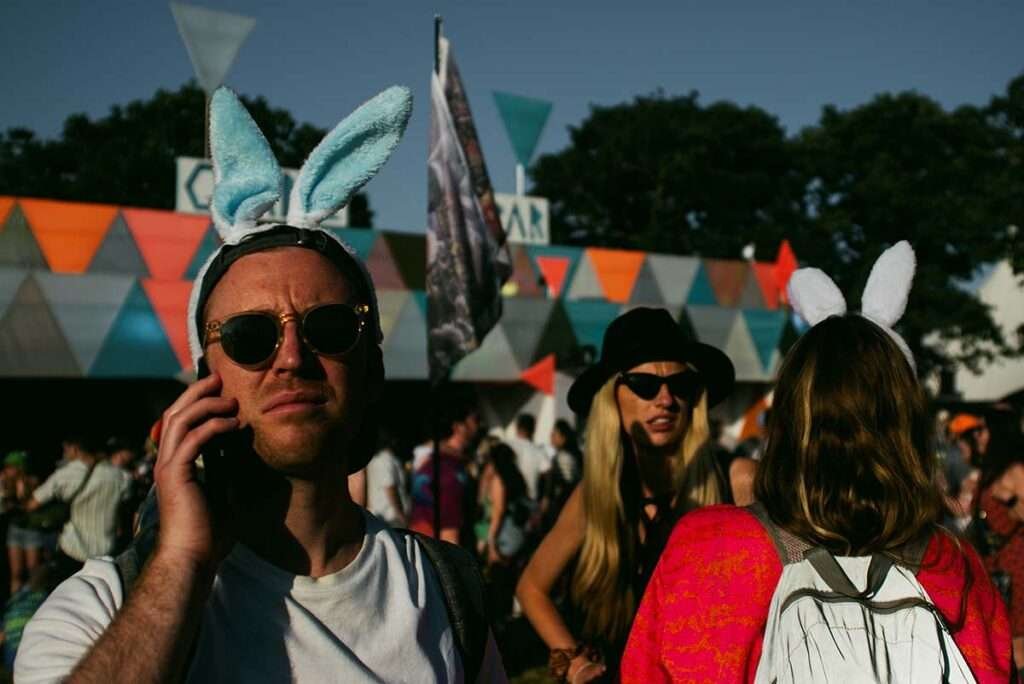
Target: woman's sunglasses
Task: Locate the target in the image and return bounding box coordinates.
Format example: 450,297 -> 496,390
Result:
204,303 -> 370,368
617,371 -> 703,403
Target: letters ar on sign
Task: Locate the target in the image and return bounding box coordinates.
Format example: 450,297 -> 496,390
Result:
495,193 -> 549,245
175,157 -> 348,227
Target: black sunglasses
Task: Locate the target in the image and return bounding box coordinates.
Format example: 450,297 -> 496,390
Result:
204,303 -> 370,368
617,371 -> 703,402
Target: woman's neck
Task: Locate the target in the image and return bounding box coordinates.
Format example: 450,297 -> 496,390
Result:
633,443 -> 677,499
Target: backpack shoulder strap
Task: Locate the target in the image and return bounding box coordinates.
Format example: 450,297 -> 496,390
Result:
744,502 -> 814,565
397,529 -> 489,683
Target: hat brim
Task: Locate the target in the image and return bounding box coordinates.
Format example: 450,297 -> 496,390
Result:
567,342 -> 735,415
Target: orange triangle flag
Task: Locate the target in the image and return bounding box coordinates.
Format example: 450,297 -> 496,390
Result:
521,354 -> 556,395
20,199 -> 118,273
535,256 -> 570,298
775,240 -> 798,304
587,248 -> 646,303
142,279 -> 194,371
752,262 -> 779,309
123,208 -> 211,280
0,197 -> 14,226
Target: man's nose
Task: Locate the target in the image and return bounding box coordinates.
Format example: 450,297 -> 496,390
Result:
271,319 -> 306,371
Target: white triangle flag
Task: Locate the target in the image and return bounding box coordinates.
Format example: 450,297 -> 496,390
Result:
170,2 -> 256,95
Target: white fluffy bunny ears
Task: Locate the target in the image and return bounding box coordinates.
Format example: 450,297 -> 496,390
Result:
786,241 -> 917,374
185,85 -> 413,370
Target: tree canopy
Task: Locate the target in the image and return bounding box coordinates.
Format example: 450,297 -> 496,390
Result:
0,82 -> 373,226
531,77 -> 1024,378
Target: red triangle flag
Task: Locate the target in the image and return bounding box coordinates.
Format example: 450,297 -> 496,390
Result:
141,279 -> 194,371
520,354 -> 555,395
123,208 -> 210,280
535,256 -> 570,298
775,240 -> 798,305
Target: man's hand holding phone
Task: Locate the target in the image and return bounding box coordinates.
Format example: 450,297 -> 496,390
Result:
153,372 -> 239,574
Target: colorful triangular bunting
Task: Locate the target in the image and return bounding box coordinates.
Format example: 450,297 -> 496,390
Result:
565,251 -> 604,300
329,228 -> 378,262
90,281 -> 183,377
686,262 -> 718,306
0,275 -> 81,376
184,226 -> 222,279
723,313 -> 765,381
0,268 -> 28,320
20,198 -> 118,273
587,248 -> 646,304
141,279 -> 194,371
703,259 -> 747,308
775,240 -> 797,304
564,300 -> 621,355
122,208 -> 210,280
743,309 -> 788,371
381,294 -> 428,379
501,297 -> 556,369
0,197 -> 14,225
376,289 -> 412,341
646,254 -> 699,307
628,258 -> 666,306
88,213 -> 150,276
752,262 -> 779,309
365,233 -> 406,289
0,203 -> 48,269
685,305 -> 736,348
505,245 -> 544,298
528,245 -> 582,299
521,354 -> 555,395
451,324 -> 522,381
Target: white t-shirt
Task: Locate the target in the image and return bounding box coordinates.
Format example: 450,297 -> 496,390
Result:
16,512 -> 506,683
506,436 -> 551,501
32,460 -> 132,561
366,449 -> 410,526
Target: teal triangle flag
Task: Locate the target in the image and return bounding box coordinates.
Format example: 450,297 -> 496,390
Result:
686,263 -> 718,306
743,309 -> 788,370
185,227 -> 221,279
90,282 -> 182,377
493,92 -> 553,167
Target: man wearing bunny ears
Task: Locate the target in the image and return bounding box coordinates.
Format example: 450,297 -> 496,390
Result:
17,87 -> 506,683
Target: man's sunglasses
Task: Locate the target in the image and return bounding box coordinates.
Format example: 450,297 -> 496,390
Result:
204,303 -> 370,368
617,372 -> 703,402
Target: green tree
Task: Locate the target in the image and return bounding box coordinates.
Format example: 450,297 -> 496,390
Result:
0,81 -> 373,226
530,91 -> 807,259
796,92 -> 1022,375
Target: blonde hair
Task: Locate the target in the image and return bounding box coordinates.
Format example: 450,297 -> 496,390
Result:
572,375 -> 721,642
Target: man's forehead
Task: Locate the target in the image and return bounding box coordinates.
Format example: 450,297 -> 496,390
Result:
205,247 -> 356,316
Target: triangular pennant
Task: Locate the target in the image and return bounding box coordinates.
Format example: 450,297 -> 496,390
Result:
122,208 -> 210,280
501,297 -> 557,369
365,233 -> 406,289
686,262 -> 718,305
141,279 -> 194,371
451,324 -> 522,381
0,275 -> 81,376
587,248 -> 646,304
566,251 -> 604,300
646,254 -> 700,308
743,309 -> 788,371
0,268 -> 28,319
628,258 -> 666,306
752,261 -> 779,309
34,271 -> 136,373
376,289 -> 412,342
88,213 -> 150,276
532,301 -> 578,362
90,281 -> 183,377
520,354 -> 556,395
329,228 -> 378,262
0,203 -> 48,269
169,2 -> 256,94
534,256 -> 570,298
0,197 -> 14,225
564,300 -> 622,355
383,233 -> 426,290
724,313 -> 765,381
737,267 -> 765,308
184,226 -> 222,279
775,240 -> 798,304
703,259 -> 748,308
492,92 -> 553,167
380,294 -> 428,379
685,305 -> 736,348
20,198 -> 118,274
504,245 -> 544,298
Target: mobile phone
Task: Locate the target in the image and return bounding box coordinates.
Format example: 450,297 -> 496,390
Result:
196,358 -> 242,511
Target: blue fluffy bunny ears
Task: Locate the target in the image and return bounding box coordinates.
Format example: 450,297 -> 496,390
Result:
787,241 -> 917,374
185,85 -> 413,369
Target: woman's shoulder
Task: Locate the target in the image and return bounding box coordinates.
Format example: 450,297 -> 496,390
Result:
660,504 -> 783,574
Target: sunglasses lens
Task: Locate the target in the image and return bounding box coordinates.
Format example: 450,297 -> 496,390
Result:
303,304 -> 361,355
667,373 -> 702,402
219,314 -> 279,366
622,374 -> 662,400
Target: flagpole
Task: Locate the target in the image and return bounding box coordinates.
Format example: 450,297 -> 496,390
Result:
431,14 -> 444,540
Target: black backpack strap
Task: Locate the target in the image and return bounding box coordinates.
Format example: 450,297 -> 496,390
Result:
398,529 -> 489,683
745,502 -> 813,565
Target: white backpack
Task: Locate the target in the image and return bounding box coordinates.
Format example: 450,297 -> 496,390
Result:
747,504 -> 976,684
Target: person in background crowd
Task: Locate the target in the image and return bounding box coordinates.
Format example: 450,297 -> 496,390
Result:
23,433 -> 132,581
621,244 -> 1012,683
971,406 -> 1024,670
518,307 -> 735,682
537,420 -> 582,532
410,394 -> 480,544
949,412 -> 988,527
4,451 -> 51,596
365,431 -> 410,528
106,437 -> 137,472
507,413 -> 551,503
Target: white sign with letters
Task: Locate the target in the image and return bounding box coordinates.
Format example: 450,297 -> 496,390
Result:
495,193 -> 549,245
175,156 -> 348,227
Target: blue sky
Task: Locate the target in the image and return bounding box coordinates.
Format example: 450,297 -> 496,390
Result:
1,0 -> 1021,232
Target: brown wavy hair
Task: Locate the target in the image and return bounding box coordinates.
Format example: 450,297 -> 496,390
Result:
755,314 -> 943,555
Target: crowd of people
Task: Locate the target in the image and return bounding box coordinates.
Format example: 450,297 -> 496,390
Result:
4,84 -> 1023,683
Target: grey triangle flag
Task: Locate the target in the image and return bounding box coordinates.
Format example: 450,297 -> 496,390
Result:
170,2 -> 256,95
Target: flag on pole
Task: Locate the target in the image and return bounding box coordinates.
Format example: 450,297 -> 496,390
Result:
426,35 -> 512,384
169,2 -> 256,96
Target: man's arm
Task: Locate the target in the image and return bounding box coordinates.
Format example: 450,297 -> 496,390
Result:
25,372 -> 240,683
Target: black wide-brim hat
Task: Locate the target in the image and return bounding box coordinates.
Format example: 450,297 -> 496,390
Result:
567,307 -> 735,415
